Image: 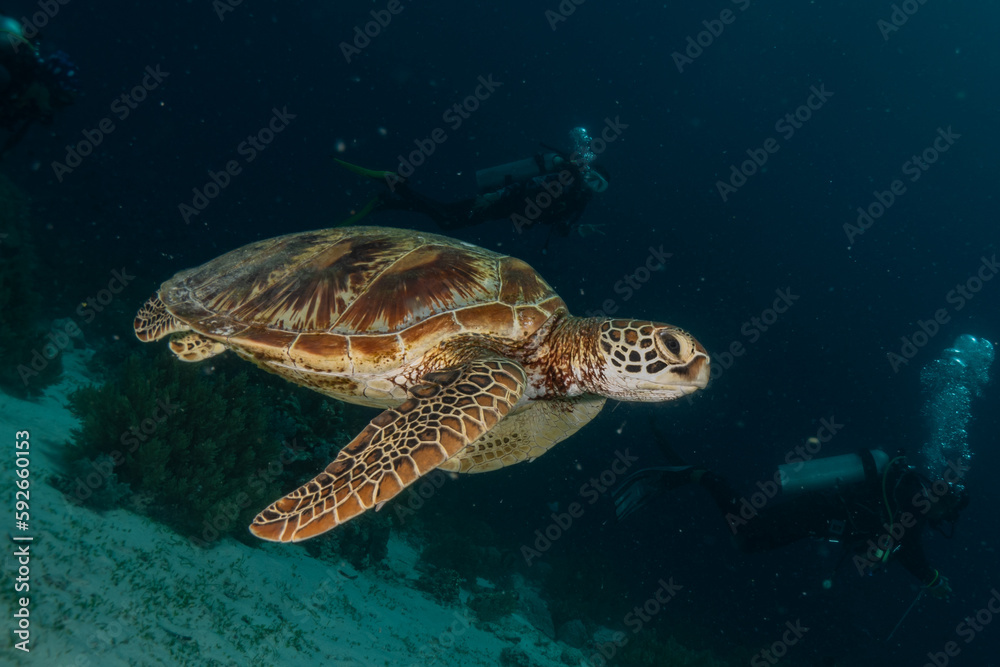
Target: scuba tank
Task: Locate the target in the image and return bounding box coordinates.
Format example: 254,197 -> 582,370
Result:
474,153 -> 562,193
779,449 -> 889,496
475,127 -> 597,193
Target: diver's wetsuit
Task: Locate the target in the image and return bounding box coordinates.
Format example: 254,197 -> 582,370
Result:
0,47 -> 76,155
697,457 -> 938,585
377,167 -> 594,236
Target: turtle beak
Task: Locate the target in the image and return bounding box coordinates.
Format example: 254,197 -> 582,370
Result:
637,351 -> 709,397
673,353 -> 710,389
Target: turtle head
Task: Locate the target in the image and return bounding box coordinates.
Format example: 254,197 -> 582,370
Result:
593,319 -> 710,401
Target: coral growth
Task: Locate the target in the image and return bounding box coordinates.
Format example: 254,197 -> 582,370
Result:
499,646 -> 534,667
55,349 -> 350,545
415,567 -> 462,605
57,352 -> 283,542
467,589 -> 519,623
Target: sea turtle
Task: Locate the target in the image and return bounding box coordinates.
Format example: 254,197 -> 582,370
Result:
133,226 -> 710,542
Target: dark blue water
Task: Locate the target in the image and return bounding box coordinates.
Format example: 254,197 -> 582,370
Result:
4,1 -> 998,665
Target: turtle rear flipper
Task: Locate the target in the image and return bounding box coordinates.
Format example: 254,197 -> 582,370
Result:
439,395 -> 606,474
134,295 -> 187,342
169,333 -> 226,362
249,358 -> 526,542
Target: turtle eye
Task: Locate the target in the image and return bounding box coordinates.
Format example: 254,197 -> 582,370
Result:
660,332 -> 681,355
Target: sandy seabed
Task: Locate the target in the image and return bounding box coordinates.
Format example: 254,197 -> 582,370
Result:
1,350 -> 577,667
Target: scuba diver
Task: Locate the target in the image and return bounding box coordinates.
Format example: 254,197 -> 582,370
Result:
0,13 -> 77,157
615,335 -> 993,604
335,127 -> 609,240
613,440 -> 966,599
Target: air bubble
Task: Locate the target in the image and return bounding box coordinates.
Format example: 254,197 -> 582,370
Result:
919,335 -> 995,489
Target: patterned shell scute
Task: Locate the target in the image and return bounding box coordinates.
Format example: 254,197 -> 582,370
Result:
161,227 -> 564,341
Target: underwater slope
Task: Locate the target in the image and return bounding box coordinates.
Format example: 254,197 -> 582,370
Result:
0,349 -> 574,667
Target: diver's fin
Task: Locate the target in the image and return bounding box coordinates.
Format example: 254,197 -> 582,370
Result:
648,417 -> 690,466
612,466 -> 696,522
334,158 -> 396,181
334,196 -> 384,227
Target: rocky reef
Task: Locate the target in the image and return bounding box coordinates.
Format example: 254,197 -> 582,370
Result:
53,348 -> 358,548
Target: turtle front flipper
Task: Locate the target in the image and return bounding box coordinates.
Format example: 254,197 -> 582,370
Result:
134,295 -> 187,342
439,395 -> 607,474
249,358 -> 527,542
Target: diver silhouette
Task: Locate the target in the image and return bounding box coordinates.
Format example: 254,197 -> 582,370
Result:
0,14 -> 77,157
613,442 -> 965,599
615,335 -> 992,601
335,128 -> 609,241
